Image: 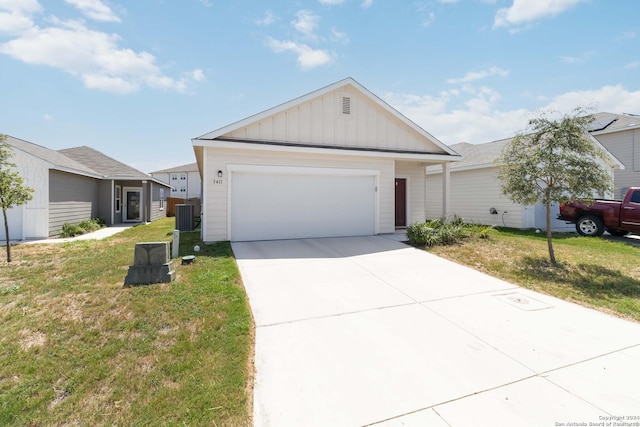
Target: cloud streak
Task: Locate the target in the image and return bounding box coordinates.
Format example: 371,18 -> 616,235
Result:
267,38 -> 334,70
494,0 -> 582,31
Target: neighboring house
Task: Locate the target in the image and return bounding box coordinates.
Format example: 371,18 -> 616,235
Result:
192,77 -> 461,242
150,163 -> 201,200
424,132 -> 624,231
589,112 -> 640,199
1,136 -> 172,241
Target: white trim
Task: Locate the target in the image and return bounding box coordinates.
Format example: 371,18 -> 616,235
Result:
395,174 -> 411,227
115,184 -> 122,214
201,150 -> 207,241
226,164 -> 380,240
197,139 -> 460,162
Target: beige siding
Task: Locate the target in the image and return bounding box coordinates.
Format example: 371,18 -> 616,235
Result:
426,168 -> 526,228
203,147 -> 394,242
395,161 -> 427,225
224,85 -> 445,154
595,129 -> 640,199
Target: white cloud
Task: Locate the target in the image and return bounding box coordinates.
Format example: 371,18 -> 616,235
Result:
292,10 -> 320,39
0,0 -> 42,35
191,69 -> 205,81
331,28 -> 349,44
447,66 -> 509,84
384,85 -> 640,145
255,10 -> 276,26
361,0 -> 373,8
625,61 -> 640,69
0,15 -> 201,94
43,113 -> 54,121
494,0 -> 582,30
318,0 -> 346,4
267,38 -> 334,70
64,0 -> 121,23
0,0 -> 42,14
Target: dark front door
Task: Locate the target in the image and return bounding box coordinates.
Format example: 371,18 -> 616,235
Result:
395,178 -> 406,227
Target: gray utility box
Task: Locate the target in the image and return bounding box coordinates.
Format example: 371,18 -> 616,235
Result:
175,204 -> 194,231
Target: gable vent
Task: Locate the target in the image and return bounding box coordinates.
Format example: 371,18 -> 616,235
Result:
342,96 -> 351,115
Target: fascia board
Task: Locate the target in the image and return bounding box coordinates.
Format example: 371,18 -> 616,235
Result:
194,139 -> 461,162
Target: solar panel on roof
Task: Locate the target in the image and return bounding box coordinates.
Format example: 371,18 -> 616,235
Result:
587,118 -> 617,132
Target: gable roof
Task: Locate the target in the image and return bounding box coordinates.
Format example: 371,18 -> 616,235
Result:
193,77 -> 460,161
150,162 -> 198,174
428,131 -> 624,174
3,135 -> 102,178
589,112 -> 640,134
3,135 -> 170,187
59,146 -> 148,179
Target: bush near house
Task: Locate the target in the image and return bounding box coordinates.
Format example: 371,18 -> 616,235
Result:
406,217 -> 492,247
60,218 -> 106,238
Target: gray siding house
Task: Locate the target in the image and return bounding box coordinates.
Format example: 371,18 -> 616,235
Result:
1,135 -> 172,241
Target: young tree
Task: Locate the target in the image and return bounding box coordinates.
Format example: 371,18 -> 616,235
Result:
0,135 -> 34,262
496,109 -> 613,266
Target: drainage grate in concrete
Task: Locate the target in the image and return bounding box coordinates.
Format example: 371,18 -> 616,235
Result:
494,292 -> 553,311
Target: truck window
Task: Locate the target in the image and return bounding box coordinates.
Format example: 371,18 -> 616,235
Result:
631,191 -> 640,203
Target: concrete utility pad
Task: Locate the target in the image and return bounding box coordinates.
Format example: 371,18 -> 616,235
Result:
232,236 -> 640,427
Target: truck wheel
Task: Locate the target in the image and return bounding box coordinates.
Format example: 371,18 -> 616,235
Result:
576,215 -> 604,237
606,228 -> 629,237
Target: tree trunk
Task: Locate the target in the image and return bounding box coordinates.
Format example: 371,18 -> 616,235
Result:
2,207 -> 11,263
545,196 -> 556,266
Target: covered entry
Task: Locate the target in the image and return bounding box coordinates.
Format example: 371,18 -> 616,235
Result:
229,166 -> 378,241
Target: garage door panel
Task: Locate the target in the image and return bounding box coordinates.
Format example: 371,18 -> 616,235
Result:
231,172 -> 376,241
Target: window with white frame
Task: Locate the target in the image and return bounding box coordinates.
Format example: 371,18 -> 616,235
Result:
159,188 -> 165,209
115,185 -> 121,213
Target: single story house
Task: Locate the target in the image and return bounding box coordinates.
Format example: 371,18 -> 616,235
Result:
424,130 -> 624,231
192,77 -> 461,242
588,112 -> 640,199
1,136 -> 172,241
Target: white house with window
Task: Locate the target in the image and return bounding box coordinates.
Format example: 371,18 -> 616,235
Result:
150,163 -> 201,200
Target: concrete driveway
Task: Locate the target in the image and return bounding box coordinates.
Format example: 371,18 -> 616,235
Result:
232,236 -> 640,427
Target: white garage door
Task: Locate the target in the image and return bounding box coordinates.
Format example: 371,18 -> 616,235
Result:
230,169 -> 377,241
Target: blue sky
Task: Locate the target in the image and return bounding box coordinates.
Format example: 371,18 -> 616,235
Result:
1,0 -> 639,173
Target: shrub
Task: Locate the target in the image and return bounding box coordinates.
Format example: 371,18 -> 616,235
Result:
406,218 -> 492,248
60,218 -> 106,238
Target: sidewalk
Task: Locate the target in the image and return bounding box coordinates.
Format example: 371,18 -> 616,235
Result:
3,224 -> 136,246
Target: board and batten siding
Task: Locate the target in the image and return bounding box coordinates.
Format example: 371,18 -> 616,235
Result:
1,148 -> 49,240
225,86 -> 444,154
426,167 -> 528,228
395,161 -> 427,225
203,147 -> 394,242
594,128 -> 640,199
49,170 -> 99,236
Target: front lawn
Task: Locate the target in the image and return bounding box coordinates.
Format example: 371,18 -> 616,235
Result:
428,228 -> 640,322
0,217 -> 253,426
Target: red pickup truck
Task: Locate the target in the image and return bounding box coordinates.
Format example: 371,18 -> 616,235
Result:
558,187 -> 640,236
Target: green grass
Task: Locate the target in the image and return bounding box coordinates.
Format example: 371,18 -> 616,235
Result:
428,227 -> 640,322
0,218 -> 253,426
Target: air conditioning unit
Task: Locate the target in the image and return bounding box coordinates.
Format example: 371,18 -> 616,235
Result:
175,204 -> 194,231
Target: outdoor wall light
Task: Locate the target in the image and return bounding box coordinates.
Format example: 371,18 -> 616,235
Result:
217,170 -> 223,178
489,207 -> 498,215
